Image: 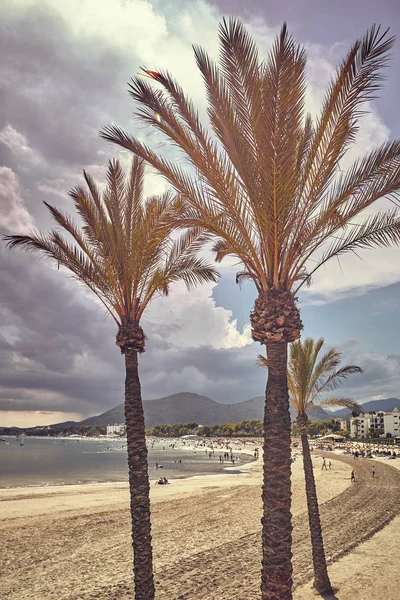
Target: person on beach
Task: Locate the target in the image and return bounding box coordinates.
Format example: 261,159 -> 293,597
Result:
372,465 -> 375,478
321,457 -> 327,470
351,469 -> 356,482
328,460 -> 332,470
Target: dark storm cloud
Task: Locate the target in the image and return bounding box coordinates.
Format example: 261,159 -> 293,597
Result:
0,247 -> 264,417
0,5 -> 128,167
0,0 -> 262,421
328,340 -> 400,403
2,0 -> 400,426
0,249 -> 124,414
0,254 -> 264,416
0,1 -> 139,237
138,342 -> 265,404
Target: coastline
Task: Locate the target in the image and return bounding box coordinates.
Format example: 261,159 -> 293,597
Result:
3,447 -> 398,599
0,435 -> 258,490
1,454 -> 353,600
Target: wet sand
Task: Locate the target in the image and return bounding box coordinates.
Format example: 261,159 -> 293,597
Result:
1,452 -> 399,599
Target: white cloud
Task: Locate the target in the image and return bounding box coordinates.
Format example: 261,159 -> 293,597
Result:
302,245 -> 400,303
143,280 -> 253,350
0,125 -> 32,155
0,124 -> 44,170
0,167 -> 35,233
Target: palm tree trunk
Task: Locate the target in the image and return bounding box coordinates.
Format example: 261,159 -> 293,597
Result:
300,432 -> 333,595
124,347 -> 155,600
261,341 -> 293,600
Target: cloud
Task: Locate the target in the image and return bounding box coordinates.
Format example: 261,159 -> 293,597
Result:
143,281 -> 252,350
0,249 -> 257,423
326,339 -> 400,404
0,0 -> 399,426
0,167 -> 35,233
0,125 -> 35,157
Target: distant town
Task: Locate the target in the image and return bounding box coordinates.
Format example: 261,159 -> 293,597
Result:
2,407 -> 399,443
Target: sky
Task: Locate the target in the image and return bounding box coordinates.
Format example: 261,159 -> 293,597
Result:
1,0 -> 400,427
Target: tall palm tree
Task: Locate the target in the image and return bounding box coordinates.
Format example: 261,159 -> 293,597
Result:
101,19 -> 400,599
3,157 -> 218,600
258,338 -> 362,594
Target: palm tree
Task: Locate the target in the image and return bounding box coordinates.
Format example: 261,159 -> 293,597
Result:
258,338 -> 362,594
3,157 -> 218,600
100,19 -> 400,599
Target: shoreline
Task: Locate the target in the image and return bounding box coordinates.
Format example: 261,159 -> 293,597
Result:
0,453 -> 354,600
0,435 -> 259,490
0,467 -> 254,492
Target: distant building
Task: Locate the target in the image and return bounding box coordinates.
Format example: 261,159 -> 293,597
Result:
383,407 -> 400,438
106,424 -> 126,436
350,414 -> 370,438
340,419 -> 350,431
350,408 -> 400,439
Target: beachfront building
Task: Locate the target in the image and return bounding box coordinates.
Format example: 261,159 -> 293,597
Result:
350,414 -> 371,438
340,419 -> 350,432
106,423 -> 126,436
350,408 -> 400,438
383,408 -> 400,438
369,412 -> 385,436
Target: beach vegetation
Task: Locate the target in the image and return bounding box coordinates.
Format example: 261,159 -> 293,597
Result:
3,158 -> 218,600
101,17 -> 400,599
146,419 -> 263,437
259,337 -> 362,594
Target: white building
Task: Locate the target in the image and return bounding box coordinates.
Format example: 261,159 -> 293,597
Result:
106,423 -> 126,436
383,407 -> 400,438
350,408 -> 400,439
350,414 -> 371,438
340,419 -> 350,432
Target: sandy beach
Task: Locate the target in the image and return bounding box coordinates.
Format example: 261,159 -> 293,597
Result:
1,450 -> 399,599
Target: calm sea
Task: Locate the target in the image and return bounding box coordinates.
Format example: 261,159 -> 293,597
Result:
0,437 -> 254,488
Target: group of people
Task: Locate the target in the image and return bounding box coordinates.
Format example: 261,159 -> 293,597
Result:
156,476 -> 169,485
320,455 -> 378,482
351,465 -> 376,482
218,452 -> 240,464
321,457 -> 332,470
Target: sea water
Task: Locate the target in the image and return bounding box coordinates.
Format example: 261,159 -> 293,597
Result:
0,437 -> 254,488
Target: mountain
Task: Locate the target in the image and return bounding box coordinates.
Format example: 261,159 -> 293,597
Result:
328,397 -> 400,418
80,392 -> 231,428
70,392 -> 330,429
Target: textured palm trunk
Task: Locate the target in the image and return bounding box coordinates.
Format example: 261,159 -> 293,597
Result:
300,431 -> 333,595
124,347 -> 155,600
261,341 -> 293,600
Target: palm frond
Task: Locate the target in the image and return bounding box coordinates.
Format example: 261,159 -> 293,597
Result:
256,354 -> 268,369
100,20 -> 400,300
317,365 -> 364,394
297,210 -> 400,291
285,337 -> 362,417
301,25 -> 393,208
5,158 -> 218,328
318,397 -> 361,411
